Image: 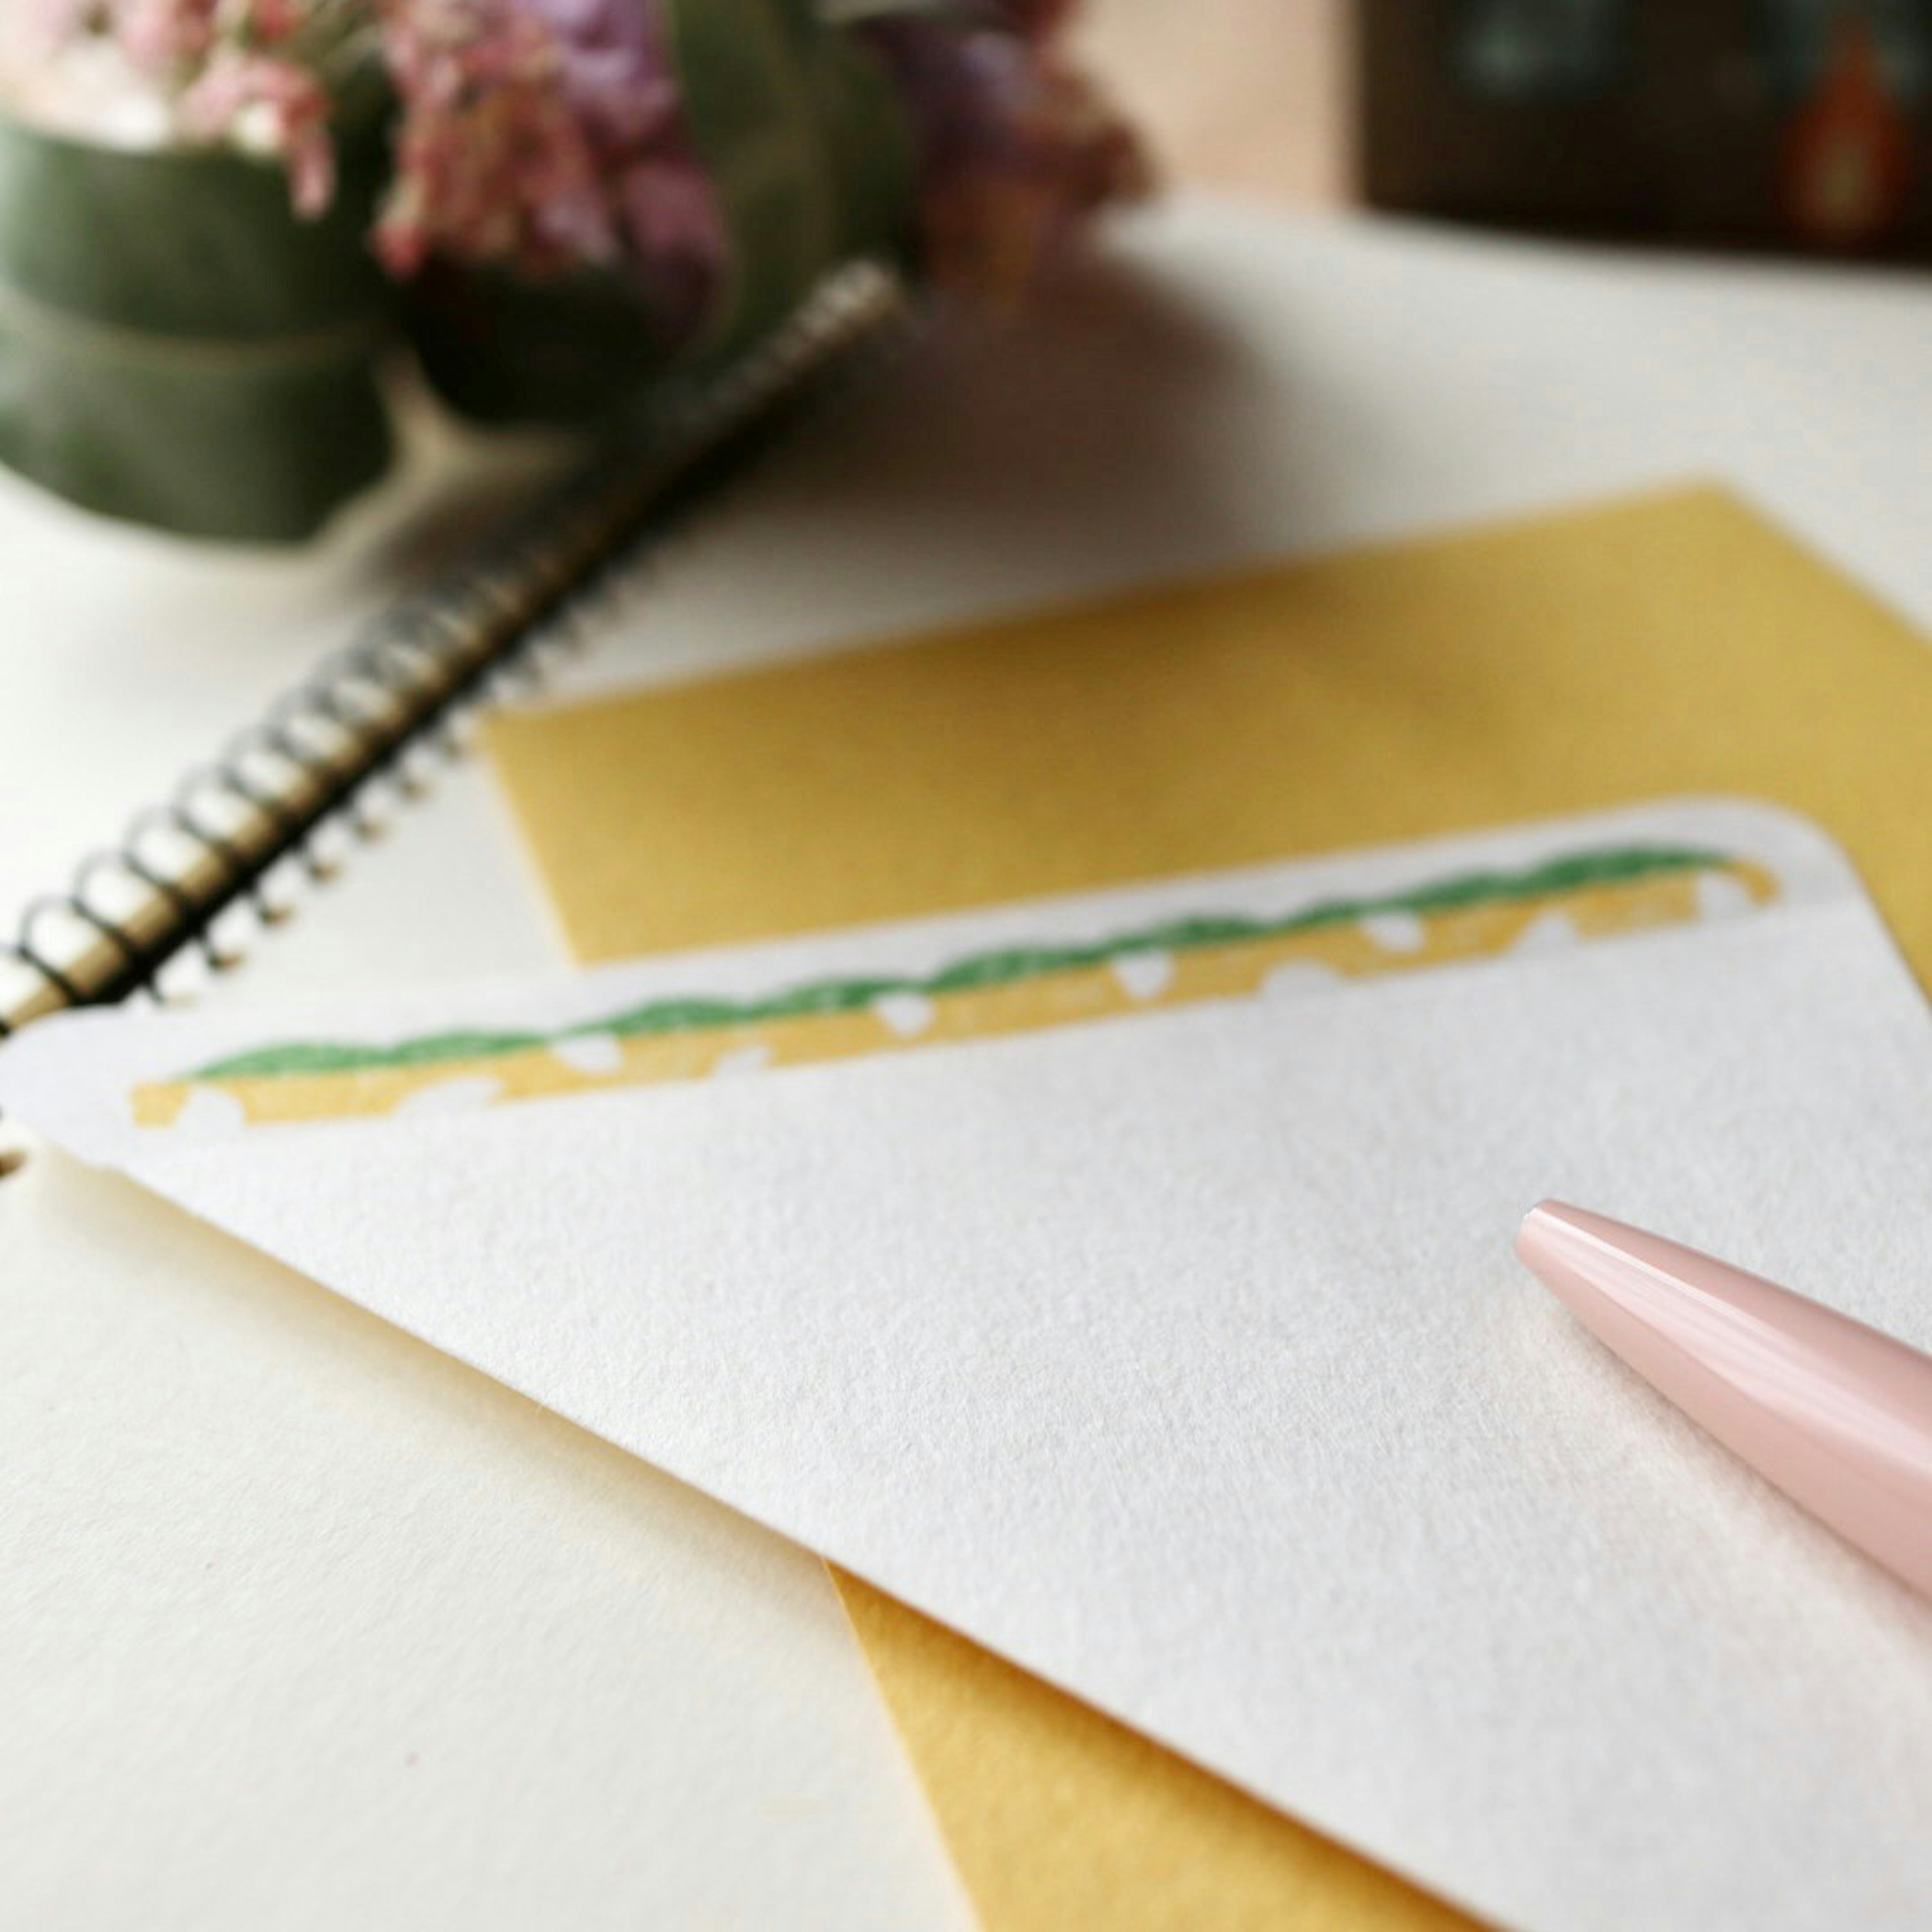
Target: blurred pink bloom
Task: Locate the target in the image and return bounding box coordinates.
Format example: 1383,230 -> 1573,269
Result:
857,4 -> 1151,302
251,0 -> 310,41
113,0 -> 223,72
179,48 -> 336,210
373,0 -> 726,334
33,0 -> 1144,324
56,0 -> 318,75
39,0 -> 359,213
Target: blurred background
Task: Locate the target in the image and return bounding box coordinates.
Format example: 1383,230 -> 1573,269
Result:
1073,0 -> 1352,208
1076,0 -> 1932,259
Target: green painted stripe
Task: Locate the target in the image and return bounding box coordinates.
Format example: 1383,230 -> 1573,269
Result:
184,843 -> 1731,1081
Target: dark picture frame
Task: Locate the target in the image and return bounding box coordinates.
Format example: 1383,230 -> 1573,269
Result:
1358,1 -> 1932,259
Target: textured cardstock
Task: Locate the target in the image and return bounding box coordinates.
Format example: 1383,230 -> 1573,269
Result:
8,894 -> 1932,1932
473,486 -> 1932,1927
483,487 -> 1932,980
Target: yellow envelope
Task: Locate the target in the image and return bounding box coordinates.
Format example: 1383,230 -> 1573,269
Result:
485,485 -> 1932,1929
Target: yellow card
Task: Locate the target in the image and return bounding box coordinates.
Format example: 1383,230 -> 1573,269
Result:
483,485 -> 1932,1930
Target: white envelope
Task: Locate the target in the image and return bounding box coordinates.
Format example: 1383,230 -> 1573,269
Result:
8,803 -> 1930,1931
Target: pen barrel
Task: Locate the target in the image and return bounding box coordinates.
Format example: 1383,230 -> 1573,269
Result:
1519,1203 -> 1932,1601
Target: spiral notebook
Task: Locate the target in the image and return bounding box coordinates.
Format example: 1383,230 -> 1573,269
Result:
0,263 -> 905,1039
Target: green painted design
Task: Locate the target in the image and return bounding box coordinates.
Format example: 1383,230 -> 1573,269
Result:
184,842 -> 1731,1082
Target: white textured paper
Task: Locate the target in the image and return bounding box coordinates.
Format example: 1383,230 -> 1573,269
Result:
10,888 -> 1931,1930
0,1143 -> 974,1931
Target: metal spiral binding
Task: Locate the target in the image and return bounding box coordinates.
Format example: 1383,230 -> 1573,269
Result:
0,263 -> 911,1054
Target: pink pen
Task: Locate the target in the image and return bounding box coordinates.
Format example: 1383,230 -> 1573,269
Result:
1516,1202 -> 1932,1601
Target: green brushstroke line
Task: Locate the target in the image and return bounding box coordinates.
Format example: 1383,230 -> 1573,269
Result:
200,1029 -> 554,1078
184,843 -> 1732,1082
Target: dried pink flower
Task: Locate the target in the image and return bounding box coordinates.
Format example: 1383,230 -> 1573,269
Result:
29,0 -> 1146,327
112,0 -> 223,74
35,0 -> 366,208
372,0 -> 726,335
178,46 -> 337,209
856,5 -> 1151,302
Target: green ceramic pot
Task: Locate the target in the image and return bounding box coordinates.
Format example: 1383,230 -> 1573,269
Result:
0,100 -> 396,541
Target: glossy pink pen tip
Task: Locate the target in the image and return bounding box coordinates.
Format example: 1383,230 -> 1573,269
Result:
1517,1201 -> 1932,1601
